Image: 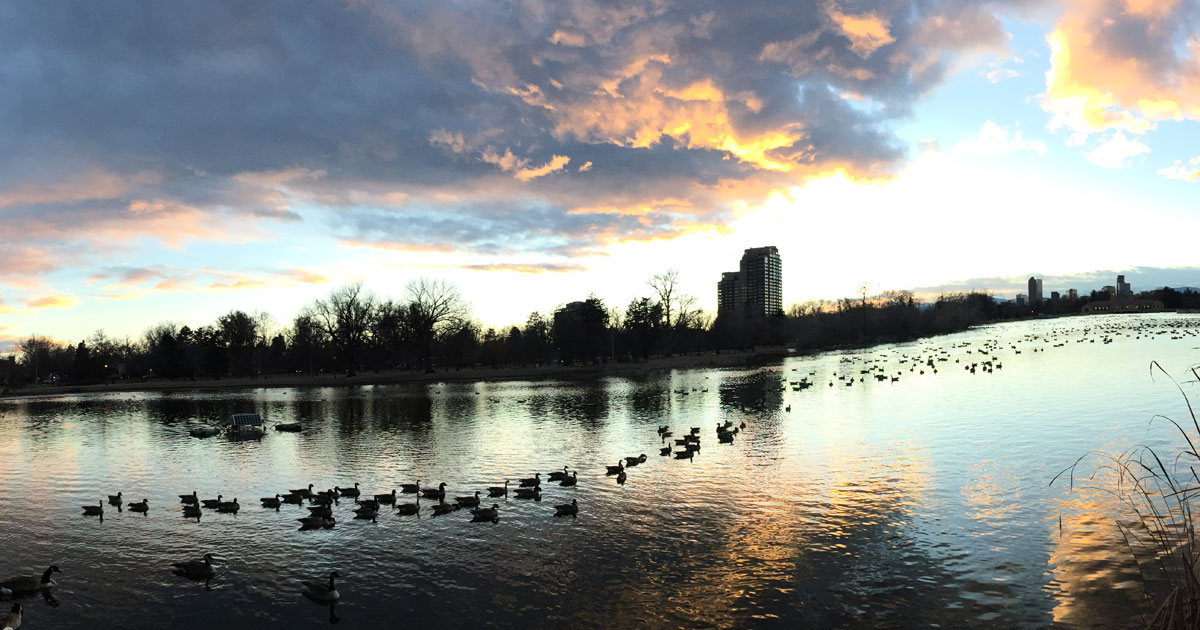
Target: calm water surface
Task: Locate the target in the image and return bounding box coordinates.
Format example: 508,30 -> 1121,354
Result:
4,313 -> 1200,628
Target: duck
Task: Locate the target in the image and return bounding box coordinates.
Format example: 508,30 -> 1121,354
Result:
128,499 -> 150,513
261,495 -> 282,509
289,484 -> 315,498
616,470 -> 627,485
399,480 -> 421,494
547,467 -> 570,481
513,487 -> 541,500
419,482 -> 447,500
297,516 -> 336,529
301,571 -> 340,602
624,454 -> 647,467
518,473 -> 541,488
216,498 -> 240,513
553,499 -> 578,517
486,481 -> 509,497
431,502 -> 459,516
172,554 -> 216,579
559,471 -> 577,487
108,492 -> 123,506
82,501 -> 103,516
395,500 -> 420,516
1,604 -> 20,630
336,483 -> 361,499
373,490 -> 397,505
0,566 -> 60,593
455,491 -> 481,509
179,491 -> 198,505
200,495 -> 223,509
605,461 -> 625,475
470,504 -> 500,522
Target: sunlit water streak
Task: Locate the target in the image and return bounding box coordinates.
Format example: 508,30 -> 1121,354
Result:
3,313 -> 1200,628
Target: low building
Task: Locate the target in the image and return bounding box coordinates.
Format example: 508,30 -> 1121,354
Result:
1082,299 -> 1164,314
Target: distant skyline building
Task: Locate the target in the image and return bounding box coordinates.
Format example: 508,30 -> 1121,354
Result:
1116,274 -> 1132,298
1068,288 -> 1078,300
1028,277 -> 1043,304
716,246 -> 783,319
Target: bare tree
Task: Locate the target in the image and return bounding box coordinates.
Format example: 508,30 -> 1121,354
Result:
311,281 -> 377,376
648,269 -> 680,329
18,335 -> 55,382
405,278 -> 469,373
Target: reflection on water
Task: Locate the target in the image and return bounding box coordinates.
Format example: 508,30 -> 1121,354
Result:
2,313 -> 1200,628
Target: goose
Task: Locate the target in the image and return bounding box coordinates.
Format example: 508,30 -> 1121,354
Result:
559,472 -> 577,487
281,493 -> 305,505
357,499 -> 381,511
0,603 -> 19,630
82,501 -> 103,516
216,498 -> 240,513
373,490 -> 397,505
182,504 -> 202,519
306,506 -> 333,518
656,425 -> 668,435
660,431 -> 673,439
470,504 -> 499,522
311,490 -> 337,506
616,470 -> 627,485
336,483 -> 361,499
301,571 -> 340,602
399,480 -> 420,494
673,439 -> 690,446
553,499 -> 578,517
200,495 -> 223,509
605,462 -> 625,475
289,484 -> 315,498
689,427 -> 700,435
513,487 -> 541,500
455,491 -> 481,509
547,467 -> 570,481
261,495 -> 282,509
297,516 -> 335,529
486,481 -> 509,497
0,566 -> 59,593
419,483 -> 447,500
352,508 -> 378,520
395,500 -> 420,516
108,492 -> 123,506
518,473 -> 541,488
624,454 -> 647,467
674,449 -> 695,460
431,502 -> 459,516
172,554 -> 216,579
659,446 -> 671,456
128,499 -> 150,513
179,491 -> 198,505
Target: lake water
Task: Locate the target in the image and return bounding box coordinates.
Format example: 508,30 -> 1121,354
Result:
3,313 -> 1200,628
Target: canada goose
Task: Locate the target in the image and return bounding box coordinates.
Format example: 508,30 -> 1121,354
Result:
660,430 -> 673,439
172,554 -> 216,579
657,425 -> 668,435
357,499 -> 381,512
128,499 -> 150,513
553,499 -> 578,517
352,508 -> 378,520
337,483 -> 360,499
518,473 -> 541,488
660,446 -> 671,456
82,501 -> 104,516
373,490 -> 397,505
559,471 -> 577,487
616,470 -> 627,485
399,480 -> 420,494
200,495 -> 223,509
261,495 -> 282,509
0,603 -> 19,629
395,500 -> 420,516
431,502 -> 459,516
513,487 -> 541,500
471,504 -> 499,522
674,449 -> 695,460
216,498 -> 240,513
0,566 -> 59,593
547,467 -> 570,481
486,481 -> 509,497
624,454 -> 647,467
108,492 -> 123,506
182,504 -> 202,519
301,571 -> 340,602
311,490 -> 337,506
605,462 -> 624,475
419,483 -> 447,500
297,516 -> 335,529
281,493 -> 305,504
179,491 -> 198,505
689,427 -> 700,435
455,492 -> 481,509
289,484 -> 315,498
306,505 -> 333,518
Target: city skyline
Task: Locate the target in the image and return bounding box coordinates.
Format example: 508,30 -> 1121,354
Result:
4,2 -> 1200,351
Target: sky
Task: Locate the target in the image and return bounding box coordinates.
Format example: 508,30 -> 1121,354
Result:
3,0 -> 1200,351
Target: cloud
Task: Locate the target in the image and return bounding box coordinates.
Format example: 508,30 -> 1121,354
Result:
26,295 -> 80,310
1084,132 -> 1150,168
1158,156 -> 1200,182
514,155 -> 571,181
955,121 -> 1047,156
457,262 -> 589,273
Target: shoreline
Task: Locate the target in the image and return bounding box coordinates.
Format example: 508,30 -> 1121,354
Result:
0,348 -> 793,400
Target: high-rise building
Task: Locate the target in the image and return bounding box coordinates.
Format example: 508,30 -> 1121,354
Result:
1028,277 -> 1043,304
716,246 -> 782,319
1116,274 -> 1132,298
1068,288 -> 1078,300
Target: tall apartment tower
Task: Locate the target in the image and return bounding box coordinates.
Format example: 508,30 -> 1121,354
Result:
717,246 -> 783,319
1116,274 -> 1132,298
1028,277 -> 1043,304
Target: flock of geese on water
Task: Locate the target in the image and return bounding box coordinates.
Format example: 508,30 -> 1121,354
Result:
0,420 -> 741,628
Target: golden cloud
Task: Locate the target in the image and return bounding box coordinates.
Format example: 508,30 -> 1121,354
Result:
26,294 -> 80,310
827,4 -> 896,58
